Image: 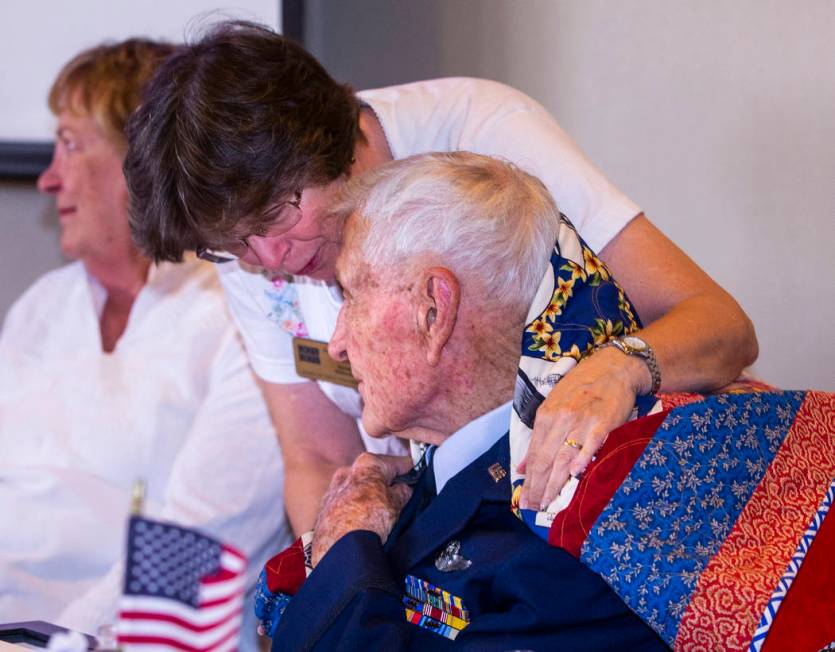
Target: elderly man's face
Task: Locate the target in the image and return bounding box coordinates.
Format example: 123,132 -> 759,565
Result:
329,217 -> 433,440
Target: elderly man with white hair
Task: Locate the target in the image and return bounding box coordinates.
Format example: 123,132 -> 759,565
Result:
267,152 -> 668,650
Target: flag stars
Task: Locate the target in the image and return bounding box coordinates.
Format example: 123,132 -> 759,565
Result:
125,519 -> 222,606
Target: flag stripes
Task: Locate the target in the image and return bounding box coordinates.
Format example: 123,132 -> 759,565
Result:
117,516 -> 246,651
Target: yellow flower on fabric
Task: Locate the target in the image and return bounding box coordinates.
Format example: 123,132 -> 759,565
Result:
542,331 -> 562,360
555,276 -> 575,300
583,248 -> 610,280
566,343 -> 582,361
527,318 -> 554,339
593,319 -> 617,345
511,483 -> 522,515
616,285 -> 638,331
562,260 -> 587,282
543,301 -> 562,321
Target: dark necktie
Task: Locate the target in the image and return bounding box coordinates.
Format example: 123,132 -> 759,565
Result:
385,446 -> 436,550
391,444 -> 434,487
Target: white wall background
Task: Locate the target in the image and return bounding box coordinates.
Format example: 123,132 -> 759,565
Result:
0,1 -> 280,141
308,0 -> 835,391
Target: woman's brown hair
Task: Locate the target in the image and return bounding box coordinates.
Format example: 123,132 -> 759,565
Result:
124,21 -> 362,261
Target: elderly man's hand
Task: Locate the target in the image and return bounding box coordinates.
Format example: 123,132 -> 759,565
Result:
517,346 -> 650,511
311,452 -> 415,566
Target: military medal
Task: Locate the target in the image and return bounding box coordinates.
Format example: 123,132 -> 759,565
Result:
403,574 -> 470,640
434,540 -> 472,572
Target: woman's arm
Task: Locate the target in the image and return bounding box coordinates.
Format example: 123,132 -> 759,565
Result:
602,215 -> 758,389
519,214 -> 758,510
258,379 -> 366,535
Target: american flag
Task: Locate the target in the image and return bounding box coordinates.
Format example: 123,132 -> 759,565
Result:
117,516 -> 247,651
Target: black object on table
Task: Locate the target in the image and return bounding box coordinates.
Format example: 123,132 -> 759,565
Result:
0,621 -> 96,649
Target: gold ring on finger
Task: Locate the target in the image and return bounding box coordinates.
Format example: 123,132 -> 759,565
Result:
563,438 -> 582,450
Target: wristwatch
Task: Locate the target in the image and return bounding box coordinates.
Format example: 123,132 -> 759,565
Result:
600,335 -> 661,395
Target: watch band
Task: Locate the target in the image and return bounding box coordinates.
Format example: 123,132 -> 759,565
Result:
637,341 -> 662,395
599,335 -> 661,395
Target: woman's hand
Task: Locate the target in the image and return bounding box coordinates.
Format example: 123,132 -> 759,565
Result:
517,346 -> 651,511
516,214 -> 759,512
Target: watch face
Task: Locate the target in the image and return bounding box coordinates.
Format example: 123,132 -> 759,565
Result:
621,335 -> 648,353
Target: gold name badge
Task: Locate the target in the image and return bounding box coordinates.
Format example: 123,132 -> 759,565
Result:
292,336 -> 358,389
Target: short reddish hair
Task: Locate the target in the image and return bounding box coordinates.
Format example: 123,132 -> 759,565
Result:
49,38 -> 177,150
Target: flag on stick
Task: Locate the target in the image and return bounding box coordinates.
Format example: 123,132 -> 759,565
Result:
117,516 -> 247,652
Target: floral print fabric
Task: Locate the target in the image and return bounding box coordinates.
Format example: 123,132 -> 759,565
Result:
510,214 -> 654,537
261,272 -> 308,338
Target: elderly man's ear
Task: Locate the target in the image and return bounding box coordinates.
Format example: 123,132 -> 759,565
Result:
416,267 -> 460,366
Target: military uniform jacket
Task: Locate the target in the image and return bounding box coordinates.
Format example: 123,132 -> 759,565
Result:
272,434 -> 668,651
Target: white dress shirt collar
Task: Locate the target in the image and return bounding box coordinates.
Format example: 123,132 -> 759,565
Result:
432,401 -> 512,494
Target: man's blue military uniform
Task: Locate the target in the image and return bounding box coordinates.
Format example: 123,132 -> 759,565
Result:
272,432 -> 668,651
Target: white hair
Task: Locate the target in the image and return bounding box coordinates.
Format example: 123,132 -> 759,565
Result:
336,151 -> 560,310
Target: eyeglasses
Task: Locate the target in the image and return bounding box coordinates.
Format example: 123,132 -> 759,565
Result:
196,190 -> 303,264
